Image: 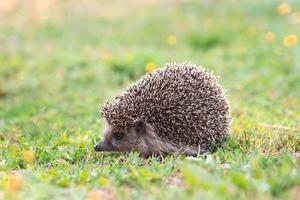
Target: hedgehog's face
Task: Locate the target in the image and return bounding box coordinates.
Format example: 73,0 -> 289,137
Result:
94,120 -> 155,156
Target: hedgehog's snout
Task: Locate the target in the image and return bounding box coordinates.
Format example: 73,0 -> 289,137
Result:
94,140 -> 110,152
93,143 -> 102,151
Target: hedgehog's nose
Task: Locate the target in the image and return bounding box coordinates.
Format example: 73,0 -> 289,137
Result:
94,144 -> 101,151
94,141 -> 113,152
94,141 -> 108,151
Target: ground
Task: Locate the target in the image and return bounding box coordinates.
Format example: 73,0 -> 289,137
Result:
0,0 -> 300,199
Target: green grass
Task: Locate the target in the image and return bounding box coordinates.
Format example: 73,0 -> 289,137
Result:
0,0 -> 300,199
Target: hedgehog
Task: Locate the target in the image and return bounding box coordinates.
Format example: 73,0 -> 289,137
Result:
94,63 -> 230,157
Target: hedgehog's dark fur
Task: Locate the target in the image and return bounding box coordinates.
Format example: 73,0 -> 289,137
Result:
94,63 -> 230,157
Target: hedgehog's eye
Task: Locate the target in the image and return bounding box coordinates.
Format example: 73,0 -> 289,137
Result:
114,132 -> 124,140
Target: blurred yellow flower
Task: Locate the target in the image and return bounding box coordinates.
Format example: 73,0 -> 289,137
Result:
278,3 -> 291,15
8,144 -> 19,159
283,34 -> 298,46
233,126 -> 242,134
86,190 -> 102,200
23,150 -> 35,164
265,31 -> 275,42
99,49 -> 112,60
145,62 -> 156,73
167,35 -> 177,45
7,175 -> 24,191
98,177 -> 110,186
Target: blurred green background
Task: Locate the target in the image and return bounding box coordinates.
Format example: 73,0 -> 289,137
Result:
0,0 -> 299,199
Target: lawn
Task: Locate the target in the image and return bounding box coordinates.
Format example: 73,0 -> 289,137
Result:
0,0 -> 300,199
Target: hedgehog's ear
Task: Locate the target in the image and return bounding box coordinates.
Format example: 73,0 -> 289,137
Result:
133,119 -> 145,134
133,119 -> 154,136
